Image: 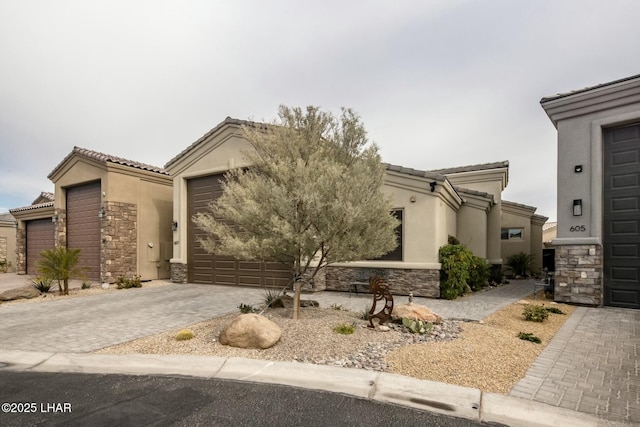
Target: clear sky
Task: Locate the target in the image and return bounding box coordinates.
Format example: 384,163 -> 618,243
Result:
2,0 -> 640,221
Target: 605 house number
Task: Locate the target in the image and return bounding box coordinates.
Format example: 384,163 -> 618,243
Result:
570,225 -> 586,232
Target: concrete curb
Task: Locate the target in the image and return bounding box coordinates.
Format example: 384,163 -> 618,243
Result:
0,350 -> 629,426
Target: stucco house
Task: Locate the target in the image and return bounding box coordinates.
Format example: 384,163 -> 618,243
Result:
541,73 -> 640,308
165,117 -> 546,297
0,211 -> 17,273
12,147 -> 174,283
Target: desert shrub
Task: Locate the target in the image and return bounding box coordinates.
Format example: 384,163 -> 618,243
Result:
31,277 -> 53,293
175,329 -> 195,341
81,281 -> 91,289
116,274 -> 142,289
523,305 -> 549,322
505,252 -> 536,278
238,303 -> 258,314
545,306 -> 564,315
439,243 -> 473,299
517,332 -> 541,344
468,256 -> 491,291
358,306 -> 370,321
333,323 -> 356,335
447,235 -> 461,245
262,289 -> 282,308
402,318 -> 432,334
488,265 -> 503,285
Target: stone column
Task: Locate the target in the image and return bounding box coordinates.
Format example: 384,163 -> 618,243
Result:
554,244 -> 603,306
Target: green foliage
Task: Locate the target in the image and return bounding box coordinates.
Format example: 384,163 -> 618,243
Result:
333,322 -> 356,335
38,247 -> 87,295
358,306 -> 370,321
81,281 -> 91,290
505,252 -> 536,277
31,276 -> 53,293
439,243 -> 473,299
192,105 -> 399,320
522,305 -> 549,322
116,274 -> 142,289
402,317 -> 432,334
545,306 -> 565,315
517,332 -> 541,344
468,256 -> 491,291
175,329 -> 195,341
238,303 -> 258,314
262,289 -> 282,308
488,265 -> 503,285
447,235 -> 460,245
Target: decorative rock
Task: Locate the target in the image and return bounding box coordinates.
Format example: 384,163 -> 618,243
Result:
270,294 -> 319,308
219,313 -> 282,349
0,286 -> 41,301
378,325 -> 391,332
391,303 -> 443,324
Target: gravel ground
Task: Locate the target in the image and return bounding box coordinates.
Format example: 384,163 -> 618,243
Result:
97,297 -> 575,393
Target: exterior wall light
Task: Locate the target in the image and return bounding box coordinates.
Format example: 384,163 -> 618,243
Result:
573,199 -> 582,216
172,220 -> 178,231
430,181 -> 436,192
98,207 -> 105,218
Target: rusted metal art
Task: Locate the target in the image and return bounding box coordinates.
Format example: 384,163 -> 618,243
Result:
368,276 -> 394,328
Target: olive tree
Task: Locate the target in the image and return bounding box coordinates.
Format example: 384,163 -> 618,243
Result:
193,106 -> 398,319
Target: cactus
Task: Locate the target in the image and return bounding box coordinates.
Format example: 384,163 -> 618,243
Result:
402,317 -> 432,334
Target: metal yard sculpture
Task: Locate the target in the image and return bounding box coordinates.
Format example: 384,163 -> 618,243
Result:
367,275 -> 394,328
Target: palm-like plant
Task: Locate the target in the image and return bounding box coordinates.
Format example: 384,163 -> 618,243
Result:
38,247 -> 87,295
505,252 -> 536,278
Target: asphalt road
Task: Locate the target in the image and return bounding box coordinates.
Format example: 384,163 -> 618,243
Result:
0,371 -> 501,427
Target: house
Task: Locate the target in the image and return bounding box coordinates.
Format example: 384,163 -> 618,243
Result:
165,117 -> 547,297
0,211 -> 17,272
12,147 -> 173,283
10,192 -> 56,275
541,73 -> 640,308
542,222 -> 557,247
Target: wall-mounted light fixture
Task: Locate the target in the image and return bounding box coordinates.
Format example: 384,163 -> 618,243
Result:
573,199 -> 582,216
51,214 -> 58,224
409,196 -> 416,203
574,165 -> 583,173
98,207 -> 105,218
171,220 -> 178,231
429,181 -> 437,192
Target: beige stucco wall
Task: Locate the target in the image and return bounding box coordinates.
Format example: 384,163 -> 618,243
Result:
0,220 -> 17,272
457,202 -> 489,258
500,207 -> 533,262
530,215 -> 546,273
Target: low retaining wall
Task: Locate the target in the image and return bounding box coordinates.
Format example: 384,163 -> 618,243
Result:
324,266 -> 440,298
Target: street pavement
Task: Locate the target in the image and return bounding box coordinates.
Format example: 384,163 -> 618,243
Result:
0,274 -> 637,425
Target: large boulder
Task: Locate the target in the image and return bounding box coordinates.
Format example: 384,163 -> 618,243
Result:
219,313 -> 282,349
391,303 -> 443,324
0,286 -> 42,302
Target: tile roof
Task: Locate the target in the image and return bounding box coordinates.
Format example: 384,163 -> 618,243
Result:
48,146 -> 168,179
455,186 -> 495,202
542,221 -> 557,231
165,117 -> 268,169
9,201 -> 54,214
428,160 -> 509,175
384,163 -> 444,180
32,191 -> 54,204
0,212 -> 16,222
541,73 -> 640,103
502,199 -> 537,212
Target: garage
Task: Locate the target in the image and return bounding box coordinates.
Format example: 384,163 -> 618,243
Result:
26,218 -> 55,275
604,123 -> 640,308
66,181 -> 101,280
187,174 -> 291,287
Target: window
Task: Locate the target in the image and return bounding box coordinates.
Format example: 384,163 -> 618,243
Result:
501,228 -> 523,240
377,209 -> 403,261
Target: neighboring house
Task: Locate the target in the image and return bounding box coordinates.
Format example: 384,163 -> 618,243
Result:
500,200 -> 547,273
0,212 -> 17,273
542,221 -> 557,247
13,147 -> 173,283
165,117 -> 546,297
541,73 -> 640,308
10,193 -> 56,275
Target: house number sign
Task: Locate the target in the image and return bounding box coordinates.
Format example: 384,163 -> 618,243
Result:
569,225 -> 586,232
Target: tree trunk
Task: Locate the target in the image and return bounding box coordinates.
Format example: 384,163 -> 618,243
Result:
292,281 -> 303,320
63,279 -> 69,295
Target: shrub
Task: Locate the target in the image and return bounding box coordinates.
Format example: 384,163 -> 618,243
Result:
447,235 -> 461,245
358,306 -> 370,321
402,318 -> 432,334
238,303 -> 258,314
333,323 -> 356,335
517,332 -> 541,344
488,265 -> 503,285
175,329 -> 195,341
116,274 -> 142,289
38,247 -> 87,295
439,243 -> 473,299
468,256 -> 491,291
81,281 -> 91,290
262,289 -> 282,308
523,305 -> 549,322
505,252 -> 536,278
545,306 -> 564,315
31,277 -> 53,293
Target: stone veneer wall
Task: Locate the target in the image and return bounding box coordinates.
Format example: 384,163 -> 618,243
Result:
325,266 -> 440,298
171,262 -> 188,283
101,202 -> 137,283
554,244 -> 603,306
0,236 -> 6,264
15,228 -> 26,274
54,209 -> 66,247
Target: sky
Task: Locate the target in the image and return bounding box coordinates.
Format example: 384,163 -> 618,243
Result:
2,1 -> 640,222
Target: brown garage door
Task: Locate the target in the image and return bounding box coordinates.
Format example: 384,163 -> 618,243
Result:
604,123 -> 640,308
67,181 -> 101,280
26,218 -> 55,275
187,174 -> 291,287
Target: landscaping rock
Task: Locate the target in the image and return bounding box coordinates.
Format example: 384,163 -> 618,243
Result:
0,286 -> 41,301
219,313 -> 282,349
391,303 -> 443,324
270,294 -> 319,308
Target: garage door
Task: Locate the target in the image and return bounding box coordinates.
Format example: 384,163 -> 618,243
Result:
604,123 -> 640,308
26,218 -> 55,275
67,181 -> 101,280
187,174 -> 291,287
